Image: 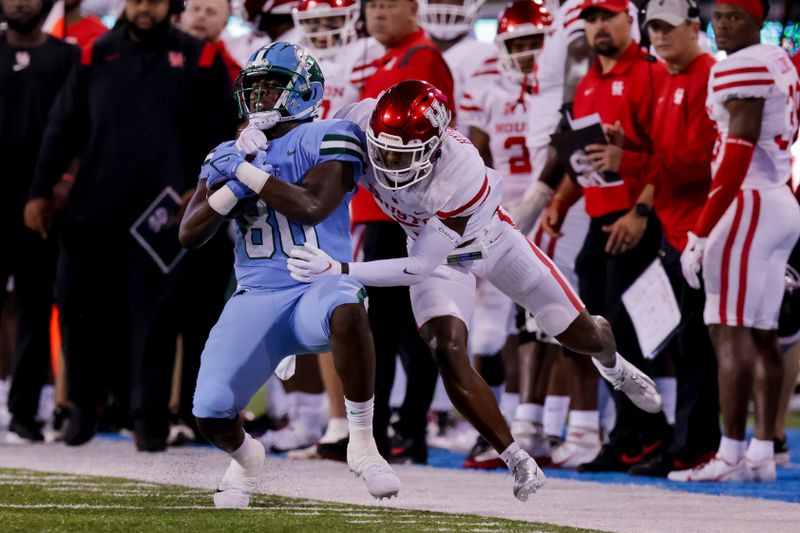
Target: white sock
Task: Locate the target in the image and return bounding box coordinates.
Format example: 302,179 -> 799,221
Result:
568,410 -> 600,432
344,396 -> 374,431
718,436 -> 747,464
746,438 -> 774,462
230,433 -> 263,470
500,392 -> 520,422
596,353 -> 624,379
543,396 -> 570,437
515,403 -> 544,425
320,417 -> 349,444
294,393 -> 323,430
654,378 -> 676,425
500,441 -> 522,466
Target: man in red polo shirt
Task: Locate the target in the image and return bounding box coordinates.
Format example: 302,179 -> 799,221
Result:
350,0 -> 455,463
626,0 -> 720,478
542,0 -> 671,473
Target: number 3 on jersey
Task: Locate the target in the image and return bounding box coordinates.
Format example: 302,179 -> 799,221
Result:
243,205 -> 319,258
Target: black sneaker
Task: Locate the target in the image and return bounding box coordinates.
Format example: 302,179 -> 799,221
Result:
64,407 -> 98,446
243,414 -> 288,438
628,452 -> 675,477
388,433 -> 428,465
579,439 -> 666,473
317,436 -> 348,462
8,417 -> 44,442
462,435 -> 505,470
775,434 -> 790,466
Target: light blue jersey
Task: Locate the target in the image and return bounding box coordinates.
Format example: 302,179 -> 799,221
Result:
233,119 -> 366,289
193,118 -> 368,420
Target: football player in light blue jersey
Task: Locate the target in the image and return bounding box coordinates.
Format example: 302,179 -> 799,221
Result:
179,42 -> 400,508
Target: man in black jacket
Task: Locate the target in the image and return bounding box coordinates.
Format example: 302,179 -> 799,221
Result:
25,0 -> 237,451
1,0 -> 78,443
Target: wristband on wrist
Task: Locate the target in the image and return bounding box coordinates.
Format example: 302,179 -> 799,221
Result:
235,162 -> 270,192
208,185 -> 238,216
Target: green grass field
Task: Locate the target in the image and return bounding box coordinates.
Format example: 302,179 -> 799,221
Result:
0,468 -> 596,532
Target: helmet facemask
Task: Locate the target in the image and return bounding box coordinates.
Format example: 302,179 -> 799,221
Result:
418,0 -> 486,40
293,4 -> 360,60
366,129 -> 442,190
496,31 -> 546,84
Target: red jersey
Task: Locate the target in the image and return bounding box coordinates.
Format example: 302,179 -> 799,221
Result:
56,15 -> 108,49
352,29 -> 455,223
573,41 -> 667,218
649,54 -> 717,251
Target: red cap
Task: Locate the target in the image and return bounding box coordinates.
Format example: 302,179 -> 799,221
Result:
579,0 -> 628,18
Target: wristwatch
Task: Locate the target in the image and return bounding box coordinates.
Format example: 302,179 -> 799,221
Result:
634,203 -> 652,217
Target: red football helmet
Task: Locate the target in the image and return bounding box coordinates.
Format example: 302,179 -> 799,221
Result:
292,0 -> 360,60
496,0 -> 554,82
367,80 -> 452,190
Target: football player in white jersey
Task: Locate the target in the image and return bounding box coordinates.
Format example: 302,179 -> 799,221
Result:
285,80 -> 663,501
673,0 -> 800,483
459,0 -> 555,468
225,0 -> 302,67
417,0 -> 497,132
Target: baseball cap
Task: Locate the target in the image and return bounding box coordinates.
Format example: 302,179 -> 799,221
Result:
579,0 -> 628,19
644,0 -> 698,27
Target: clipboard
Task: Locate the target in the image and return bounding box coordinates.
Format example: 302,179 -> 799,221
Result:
549,113 -> 623,188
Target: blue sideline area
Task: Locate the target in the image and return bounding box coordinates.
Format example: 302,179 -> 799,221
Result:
98,428 -> 800,504
424,428 -> 800,504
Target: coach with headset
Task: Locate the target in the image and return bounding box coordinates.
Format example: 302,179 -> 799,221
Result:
25,0 -> 237,451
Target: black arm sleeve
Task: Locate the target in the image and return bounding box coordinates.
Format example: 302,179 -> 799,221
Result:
30,61 -> 90,199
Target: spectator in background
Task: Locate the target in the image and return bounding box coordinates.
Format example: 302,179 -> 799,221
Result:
24,0 -> 237,451
353,0 -> 455,463
56,0 -> 108,48
627,0 -> 720,478
1,0 -> 79,442
180,0 -> 240,81
225,0 -> 300,67
542,0 -> 672,473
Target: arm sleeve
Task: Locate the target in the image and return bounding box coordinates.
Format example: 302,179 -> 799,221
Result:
317,120 -> 367,181
347,216 -> 462,286
693,136 -> 756,237
30,61 -> 90,199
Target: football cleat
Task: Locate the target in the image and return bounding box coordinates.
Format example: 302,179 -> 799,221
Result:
550,427 -> 602,469
213,437 -> 265,509
746,456 -> 777,482
507,449 -> 546,502
667,455 -> 752,482
594,355 -> 663,413
774,435 -> 790,466
260,419 -> 322,453
348,428 -> 401,499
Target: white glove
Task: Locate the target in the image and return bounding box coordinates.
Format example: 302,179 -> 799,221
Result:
287,244 -> 342,282
509,181 -> 554,235
680,231 -> 706,290
236,124 -> 269,155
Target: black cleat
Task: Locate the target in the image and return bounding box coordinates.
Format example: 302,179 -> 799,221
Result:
317,436 -> 348,462
8,417 -> 44,442
64,407 -> 98,446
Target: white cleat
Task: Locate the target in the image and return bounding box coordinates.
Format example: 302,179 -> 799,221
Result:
550,427 -> 602,469
348,429 -> 401,500
747,457 -> 777,482
507,449 -> 546,502
510,420 -> 551,463
261,420 -> 321,453
667,455 -> 752,482
213,437 -> 265,509
594,355 -> 663,413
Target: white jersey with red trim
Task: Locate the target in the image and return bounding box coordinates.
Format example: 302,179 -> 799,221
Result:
336,99 -> 502,242
707,44 -> 800,189
461,72 -> 540,203
317,59 -> 359,119
345,37 -> 385,91
441,36 -> 497,132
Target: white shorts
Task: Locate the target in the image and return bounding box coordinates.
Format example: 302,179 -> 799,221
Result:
410,209 -> 585,338
468,278 -> 517,356
703,186 -> 800,329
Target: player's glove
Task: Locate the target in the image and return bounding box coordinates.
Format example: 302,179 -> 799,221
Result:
509,181 -> 554,236
209,141 -> 247,181
680,231 -> 706,290
236,124 -> 269,155
287,244 -> 342,282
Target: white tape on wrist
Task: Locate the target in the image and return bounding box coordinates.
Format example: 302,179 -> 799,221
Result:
208,185 -> 238,215
235,162 -> 270,192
